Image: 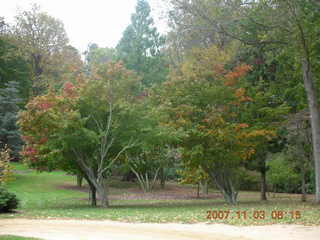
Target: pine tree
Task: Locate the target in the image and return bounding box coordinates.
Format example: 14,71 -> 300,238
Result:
0,81 -> 22,159
117,0 -> 167,87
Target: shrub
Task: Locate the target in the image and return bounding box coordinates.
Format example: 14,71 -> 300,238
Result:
0,188 -> 19,212
267,154 -> 300,193
0,145 -> 12,185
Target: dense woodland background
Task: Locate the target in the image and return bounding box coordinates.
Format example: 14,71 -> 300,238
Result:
1,0 -> 320,208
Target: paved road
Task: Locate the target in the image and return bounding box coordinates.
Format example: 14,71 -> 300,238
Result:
1,219 -> 320,240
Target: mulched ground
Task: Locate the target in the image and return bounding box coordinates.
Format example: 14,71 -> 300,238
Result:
58,182 -> 222,200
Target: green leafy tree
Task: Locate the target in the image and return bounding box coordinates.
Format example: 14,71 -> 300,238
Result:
13,4 -> 69,96
85,43 -> 117,68
273,0 -> 320,204
153,45 -> 272,204
286,110 -> 313,201
18,62 -> 141,207
126,150 -> 162,192
178,165 -> 209,198
238,85 -> 289,200
117,0 -> 167,87
122,95 -> 180,192
47,45 -> 83,90
167,0 -> 320,203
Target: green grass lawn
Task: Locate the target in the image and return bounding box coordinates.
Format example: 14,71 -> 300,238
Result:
1,163 -> 319,225
0,236 -> 42,240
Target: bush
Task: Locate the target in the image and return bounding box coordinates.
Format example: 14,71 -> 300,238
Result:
0,188 -> 19,212
0,145 -> 12,185
267,154 -> 300,193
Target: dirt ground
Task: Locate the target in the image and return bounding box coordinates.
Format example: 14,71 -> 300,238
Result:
1,219 -> 320,240
59,183 -> 223,200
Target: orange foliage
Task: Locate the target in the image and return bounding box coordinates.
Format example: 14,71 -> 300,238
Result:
213,63 -> 225,75
235,88 -> 246,97
235,123 -> 249,131
224,79 -> 238,86
239,96 -> 253,102
224,64 -> 252,86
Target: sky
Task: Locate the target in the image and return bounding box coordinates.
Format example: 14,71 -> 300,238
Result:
1,0 -> 168,54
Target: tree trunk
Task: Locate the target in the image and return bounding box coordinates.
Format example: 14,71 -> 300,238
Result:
96,180 -> 109,208
301,165 -> 307,202
74,153 -> 112,207
223,189 -> 238,204
302,59 -> 320,203
83,174 -> 97,207
197,182 -> 200,198
87,181 -> 97,207
208,170 -> 238,204
260,170 -> 267,201
32,53 -> 44,96
159,167 -> 166,189
200,179 -> 209,195
130,167 -> 160,192
260,159 -> 268,201
77,174 -> 83,187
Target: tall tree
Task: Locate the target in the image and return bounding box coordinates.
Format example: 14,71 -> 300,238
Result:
153,45 -> 275,204
0,36 -> 31,101
166,0 -> 320,203
13,4 -> 69,96
0,17 -> 9,35
283,0 -> 320,204
117,0 -> 167,87
286,110 -> 313,201
48,45 -> 83,89
0,81 -> 22,159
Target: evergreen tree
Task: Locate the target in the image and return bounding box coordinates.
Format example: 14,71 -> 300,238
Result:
0,37 -> 31,101
117,0 -> 167,87
0,81 -> 22,159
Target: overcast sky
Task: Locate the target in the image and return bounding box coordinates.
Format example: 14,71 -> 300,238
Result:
1,0 -> 168,54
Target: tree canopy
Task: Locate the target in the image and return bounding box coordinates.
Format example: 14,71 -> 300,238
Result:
0,0 -> 319,207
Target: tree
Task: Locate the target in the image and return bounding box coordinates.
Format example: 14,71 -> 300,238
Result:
166,0 -> 320,204
281,0 -> 320,204
0,35 -> 31,101
153,45 -> 273,204
126,150 -> 161,192
0,17 -> 8,34
117,0 -> 167,87
178,165 -> 209,198
238,86 -> 289,200
0,81 -> 22,159
47,45 -> 83,89
13,4 -> 69,96
122,94 -> 180,192
18,62 -> 141,207
286,110 -> 313,201
85,43 -> 117,68
167,0 -> 234,60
